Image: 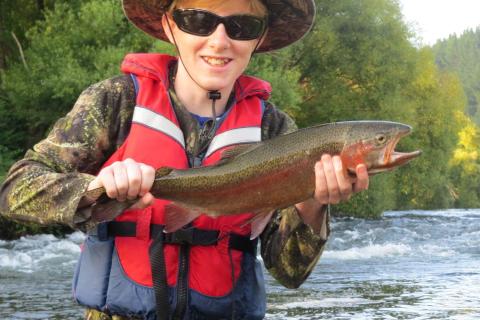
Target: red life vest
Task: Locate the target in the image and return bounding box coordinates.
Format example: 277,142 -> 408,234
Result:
102,53 -> 271,297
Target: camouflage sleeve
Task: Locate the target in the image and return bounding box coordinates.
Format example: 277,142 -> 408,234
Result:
260,102 -> 331,289
0,75 -> 136,229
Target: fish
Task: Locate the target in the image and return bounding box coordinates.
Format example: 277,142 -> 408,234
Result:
86,120 -> 421,237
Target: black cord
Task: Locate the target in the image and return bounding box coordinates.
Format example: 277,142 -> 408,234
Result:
207,90 -> 221,131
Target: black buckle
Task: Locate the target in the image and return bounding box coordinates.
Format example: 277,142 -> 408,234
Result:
164,228 -> 194,245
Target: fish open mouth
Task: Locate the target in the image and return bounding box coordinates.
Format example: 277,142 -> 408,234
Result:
369,129 -> 422,174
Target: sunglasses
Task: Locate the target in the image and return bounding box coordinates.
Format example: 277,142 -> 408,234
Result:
172,9 -> 267,41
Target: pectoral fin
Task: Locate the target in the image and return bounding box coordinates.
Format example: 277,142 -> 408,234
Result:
246,210 -> 275,240
164,203 -> 201,233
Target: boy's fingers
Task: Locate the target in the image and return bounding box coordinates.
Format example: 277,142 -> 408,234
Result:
333,156 -> 352,201
99,167 -> 119,199
353,164 -> 369,192
125,160 -> 142,200
139,164 -> 156,196
313,161 -> 329,204
321,154 -> 340,204
130,192 -> 155,210
111,162 -> 129,201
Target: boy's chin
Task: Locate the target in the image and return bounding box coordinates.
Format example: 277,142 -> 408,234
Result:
199,80 -> 234,92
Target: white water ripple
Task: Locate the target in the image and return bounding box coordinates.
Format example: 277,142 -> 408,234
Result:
274,297 -> 379,309
0,232 -> 83,272
323,243 -> 411,260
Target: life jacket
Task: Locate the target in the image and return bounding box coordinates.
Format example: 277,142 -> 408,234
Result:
73,54 -> 272,319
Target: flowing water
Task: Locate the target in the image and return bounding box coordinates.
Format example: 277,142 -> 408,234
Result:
1,209 -> 479,319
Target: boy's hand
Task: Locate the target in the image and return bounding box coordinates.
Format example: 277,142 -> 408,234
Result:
295,154 -> 369,231
86,158 -> 156,209
312,154 -> 369,205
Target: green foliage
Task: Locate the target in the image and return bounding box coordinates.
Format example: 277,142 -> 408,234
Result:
3,0 -> 157,146
432,28 -> 480,123
0,92 -> 24,181
0,215 -> 72,240
0,0 -> 52,69
0,145 -> 21,182
448,113 -> 480,207
333,174 -> 397,218
394,50 -> 465,209
292,0 -> 416,126
248,49 -> 303,117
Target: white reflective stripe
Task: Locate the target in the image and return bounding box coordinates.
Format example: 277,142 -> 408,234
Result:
132,106 -> 185,148
205,127 -> 261,158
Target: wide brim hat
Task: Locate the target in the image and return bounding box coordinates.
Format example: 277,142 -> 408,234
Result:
122,0 -> 316,53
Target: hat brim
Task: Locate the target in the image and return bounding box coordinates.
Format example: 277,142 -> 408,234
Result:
122,0 -> 315,53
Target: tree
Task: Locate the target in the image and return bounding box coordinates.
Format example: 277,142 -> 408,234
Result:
395,49 -> 467,209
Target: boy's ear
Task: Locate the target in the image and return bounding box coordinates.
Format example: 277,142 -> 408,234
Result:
162,14 -> 175,44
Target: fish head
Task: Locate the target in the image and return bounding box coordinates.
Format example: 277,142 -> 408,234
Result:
340,121 -> 421,175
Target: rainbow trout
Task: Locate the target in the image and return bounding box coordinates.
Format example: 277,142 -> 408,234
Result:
86,121 -> 420,236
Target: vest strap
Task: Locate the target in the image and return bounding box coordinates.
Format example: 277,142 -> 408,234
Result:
132,106 -> 186,148
149,226 -> 169,320
104,221 -> 257,254
204,127 -> 261,158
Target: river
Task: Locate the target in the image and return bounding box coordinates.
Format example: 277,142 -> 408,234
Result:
1,209 -> 479,319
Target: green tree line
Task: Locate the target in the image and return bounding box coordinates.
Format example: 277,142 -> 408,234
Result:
431,28 -> 480,208
0,0 -> 478,238
433,28 -> 480,123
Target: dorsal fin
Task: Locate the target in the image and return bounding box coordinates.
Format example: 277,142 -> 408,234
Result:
218,143 -> 262,164
155,167 -> 174,179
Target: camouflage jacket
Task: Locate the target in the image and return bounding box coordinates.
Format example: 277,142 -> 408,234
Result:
0,74 -> 329,291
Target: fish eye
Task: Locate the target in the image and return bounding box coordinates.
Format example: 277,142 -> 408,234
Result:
376,134 -> 387,144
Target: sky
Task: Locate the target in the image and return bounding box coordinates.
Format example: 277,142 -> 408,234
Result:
399,0 -> 480,45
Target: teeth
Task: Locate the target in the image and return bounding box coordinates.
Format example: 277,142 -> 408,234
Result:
203,56 -> 230,66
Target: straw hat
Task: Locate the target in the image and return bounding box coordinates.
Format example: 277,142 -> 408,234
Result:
122,0 -> 315,53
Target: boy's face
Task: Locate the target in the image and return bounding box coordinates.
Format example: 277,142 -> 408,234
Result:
163,0 -> 265,92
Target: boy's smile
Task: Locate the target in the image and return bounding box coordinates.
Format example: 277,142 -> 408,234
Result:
201,56 -> 232,67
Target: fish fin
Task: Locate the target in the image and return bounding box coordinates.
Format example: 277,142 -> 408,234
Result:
244,210 -> 275,240
218,143 -> 262,164
155,167 -> 174,179
91,195 -> 136,223
84,186 -> 106,202
164,203 -> 201,233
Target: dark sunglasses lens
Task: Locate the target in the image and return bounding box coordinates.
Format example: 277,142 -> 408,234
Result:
173,10 -> 217,36
226,16 -> 264,40
173,10 -> 265,40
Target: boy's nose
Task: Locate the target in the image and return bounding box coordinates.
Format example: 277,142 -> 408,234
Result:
208,23 -> 231,50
